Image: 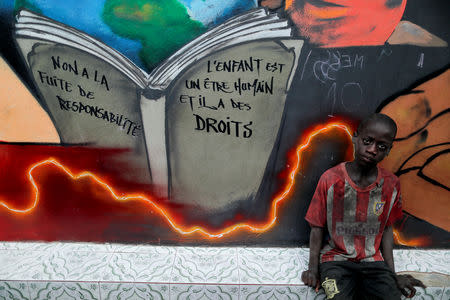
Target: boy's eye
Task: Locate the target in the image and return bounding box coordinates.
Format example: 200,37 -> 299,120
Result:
362,138 -> 372,145
377,144 -> 389,151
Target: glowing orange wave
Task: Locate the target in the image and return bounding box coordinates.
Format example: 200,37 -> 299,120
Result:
393,229 -> 432,247
0,122 -> 352,238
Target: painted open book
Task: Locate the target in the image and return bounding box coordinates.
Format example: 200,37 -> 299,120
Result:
14,8 -> 304,212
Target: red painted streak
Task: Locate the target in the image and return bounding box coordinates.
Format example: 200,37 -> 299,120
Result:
0,122 -> 353,239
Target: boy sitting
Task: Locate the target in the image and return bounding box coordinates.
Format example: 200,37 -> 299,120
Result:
302,114 -> 425,299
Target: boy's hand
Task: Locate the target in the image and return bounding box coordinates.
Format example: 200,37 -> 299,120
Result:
301,269 -> 321,292
396,274 -> 426,298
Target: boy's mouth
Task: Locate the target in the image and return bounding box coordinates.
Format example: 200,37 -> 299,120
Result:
360,156 -> 376,163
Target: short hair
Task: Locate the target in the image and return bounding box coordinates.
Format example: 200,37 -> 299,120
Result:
356,113 -> 397,139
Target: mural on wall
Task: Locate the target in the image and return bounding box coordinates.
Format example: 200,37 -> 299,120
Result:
0,0 -> 448,246
379,69 -> 450,233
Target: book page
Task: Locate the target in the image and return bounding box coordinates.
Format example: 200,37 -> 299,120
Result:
16,9 -> 148,88
165,39 -> 302,211
16,38 -> 151,184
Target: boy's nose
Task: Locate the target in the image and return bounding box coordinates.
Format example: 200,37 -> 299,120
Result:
366,144 -> 377,155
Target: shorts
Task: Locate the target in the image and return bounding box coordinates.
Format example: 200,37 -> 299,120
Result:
319,261 -> 402,300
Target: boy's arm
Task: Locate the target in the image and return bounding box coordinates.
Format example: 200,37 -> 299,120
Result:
381,225 -> 426,298
380,225 -> 395,272
303,173 -> 328,290
301,226 -> 323,291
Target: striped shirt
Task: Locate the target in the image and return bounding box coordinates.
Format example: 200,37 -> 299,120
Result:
306,163 -> 403,262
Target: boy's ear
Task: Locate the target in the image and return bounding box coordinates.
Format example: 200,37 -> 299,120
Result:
352,131 -> 358,143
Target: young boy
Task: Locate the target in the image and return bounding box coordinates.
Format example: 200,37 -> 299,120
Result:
302,114 -> 425,299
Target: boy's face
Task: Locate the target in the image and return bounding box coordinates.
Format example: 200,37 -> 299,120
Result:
353,121 -> 395,167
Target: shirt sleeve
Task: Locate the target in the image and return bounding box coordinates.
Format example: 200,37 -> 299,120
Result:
305,174 -> 328,227
386,179 -> 403,226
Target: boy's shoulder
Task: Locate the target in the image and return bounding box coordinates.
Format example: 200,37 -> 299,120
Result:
318,163 -> 346,184
319,163 -> 400,188
378,165 -> 401,186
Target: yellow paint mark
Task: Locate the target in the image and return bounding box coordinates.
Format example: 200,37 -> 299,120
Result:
307,6 -> 348,20
113,3 -> 159,21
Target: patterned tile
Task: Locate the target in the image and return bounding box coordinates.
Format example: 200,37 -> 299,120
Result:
103,248 -> 176,282
239,248 -> 300,257
294,248 -> 310,270
402,287 -> 445,300
111,244 -> 168,254
442,287 -> 450,300
170,284 -> 239,300
0,242 -> 63,251
56,242 -> 116,253
0,250 -> 111,281
100,283 -> 169,300
0,250 -> 53,280
171,247 -> 239,284
0,281 -> 30,300
394,250 -> 450,274
49,251 -> 112,281
306,288 -> 326,300
0,242 -> 115,253
238,248 -> 303,284
240,285 -> 309,299
28,281 -> 100,300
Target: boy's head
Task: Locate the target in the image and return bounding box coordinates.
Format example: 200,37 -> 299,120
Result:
352,113 -> 397,167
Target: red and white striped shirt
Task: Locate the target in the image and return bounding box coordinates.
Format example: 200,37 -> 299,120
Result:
306,163 -> 403,262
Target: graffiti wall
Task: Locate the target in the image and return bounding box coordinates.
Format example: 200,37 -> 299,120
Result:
0,0 -> 448,247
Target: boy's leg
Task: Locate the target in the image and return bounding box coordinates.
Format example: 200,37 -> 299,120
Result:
358,261 -> 402,300
319,261 -> 357,300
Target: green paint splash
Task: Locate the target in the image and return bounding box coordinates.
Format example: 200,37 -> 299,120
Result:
103,0 -> 206,70
14,0 -> 42,14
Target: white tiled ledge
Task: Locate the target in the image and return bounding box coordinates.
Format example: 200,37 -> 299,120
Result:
0,242 -> 449,299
